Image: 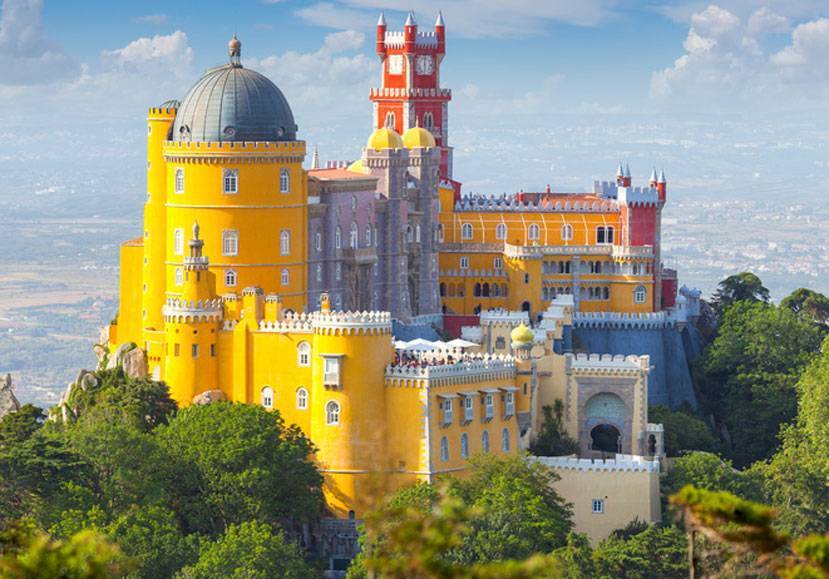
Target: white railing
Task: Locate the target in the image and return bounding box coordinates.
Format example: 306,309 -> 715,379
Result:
530,455 -> 661,473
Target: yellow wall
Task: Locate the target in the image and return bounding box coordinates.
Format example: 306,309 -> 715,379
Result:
113,241 -> 144,348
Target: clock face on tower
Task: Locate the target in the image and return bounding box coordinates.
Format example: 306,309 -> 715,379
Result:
388,55 -> 403,75
415,55 -> 434,75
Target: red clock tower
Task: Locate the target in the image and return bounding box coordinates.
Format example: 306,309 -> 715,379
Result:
371,11 -> 454,180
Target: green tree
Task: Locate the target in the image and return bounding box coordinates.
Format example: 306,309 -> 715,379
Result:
759,336 -> 829,535
592,523 -> 688,579
700,300 -> 823,467
662,451 -> 764,502
648,405 -> 717,456
176,521 -> 312,579
529,401 -> 579,457
710,272 -> 770,315
156,402 -> 323,533
0,405 -> 46,447
781,288 -> 829,326
0,520 -> 131,578
549,532 -> 595,578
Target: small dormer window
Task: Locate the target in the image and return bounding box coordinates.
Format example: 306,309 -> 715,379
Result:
223,169 -> 238,194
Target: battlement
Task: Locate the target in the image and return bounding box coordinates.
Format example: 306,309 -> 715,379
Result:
369,87 -> 452,100
593,181 -> 659,206
147,107 -> 177,118
567,353 -> 650,373
531,455 -> 660,473
162,140 -> 305,162
573,312 -> 671,330
311,310 -> 393,335
163,297 -> 223,323
258,318 -> 313,333
386,353 -> 515,384
503,243 -> 654,260
479,309 -> 529,326
454,193 -> 617,213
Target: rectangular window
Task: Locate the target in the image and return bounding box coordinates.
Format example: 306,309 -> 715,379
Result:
322,356 -> 341,387
504,392 -> 515,416
174,168 -> 184,194
460,256 -> 469,270
223,169 -> 238,194
280,230 -> 291,255
175,267 -> 183,286
494,257 -> 503,270
210,344 -> 216,357
280,169 -> 290,193
442,399 -> 453,425
222,230 -> 238,256
592,499 -> 605,514
484,394 -> 494,420
174,229 -> 184,256
173,343 -> 180,357
464,396 -> 474,422
191,344 -> 199,358
281,268 -> 289,286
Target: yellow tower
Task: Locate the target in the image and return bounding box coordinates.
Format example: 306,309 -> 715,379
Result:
163,222 -> 221,404
309,305 -> 394,517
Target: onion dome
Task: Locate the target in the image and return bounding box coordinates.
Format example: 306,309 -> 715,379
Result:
402,126 -> 436,149
347,159 -> 369,174
366,127 -> 403,151
510,323 -> 534,346
172,36 -> 297,143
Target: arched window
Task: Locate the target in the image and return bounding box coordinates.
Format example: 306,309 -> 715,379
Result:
385,112 -> 396,128
222,229 -> 239,256
349,222 -> 359,249
224,269 -> 237,287
336,263 -> 342,281
280,229 -> 291,255
335,226 -> 342,249
315,231 -> 322,252
561,223 -> 573,241
482,430 -> 490,453
173,229 -> 184,255
415,224 -> 421,243
315,263 -> 322,282
261,386 -> 274,409
296,387 -> 308,410
437,224 -> 444,242
439,283 -> 446,297
326,401 -> 340,425
351,195 -> 357,212
501,428 -> 510,452
280,168 -> 290,193
297,341 -> 311,367
365,225 -> 372,246
482,283 -> 490,297
174,168 -> 184,194
474,283 -> 482,297
460,433 -> 469,459
175,267 -> 183,286
461,223 -> 473,240
528,223 -> 540,241
634,285 -> 647,304
495,223 -> 507,240
406,225 -> 414,243
281,268 -> 289,286
423,112 -> 434,130
223,169 -> 238,194
440,436 -> 449,462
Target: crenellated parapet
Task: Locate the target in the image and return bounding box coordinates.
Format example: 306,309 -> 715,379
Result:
385,353 -> 515,387
594,181 -> 660,206
311,310 -> 393,336
163,297 -> 223,323
531,455 -> 660,473
369,87 -> 451,99
439,267 -> 509,278
454,194 -> 618,213
566,353 -> 650,375
479,309 -> 529,327
162,140 -> 305,164
573,311 -> 670,330
503,243 -> 654,260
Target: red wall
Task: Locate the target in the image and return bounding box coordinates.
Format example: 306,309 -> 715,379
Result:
443,315 -> 479,338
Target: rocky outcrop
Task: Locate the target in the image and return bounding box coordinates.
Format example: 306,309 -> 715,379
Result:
192,389 -> 227,405
0,373 -> 20,419
105,343 -> 147,379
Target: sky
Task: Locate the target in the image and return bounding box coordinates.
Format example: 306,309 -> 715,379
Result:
1,0 -> 829,195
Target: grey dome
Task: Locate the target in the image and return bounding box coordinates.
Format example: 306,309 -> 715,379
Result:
172,59 -> 297,143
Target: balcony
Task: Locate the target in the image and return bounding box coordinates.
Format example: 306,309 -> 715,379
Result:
340,247 -> 377,266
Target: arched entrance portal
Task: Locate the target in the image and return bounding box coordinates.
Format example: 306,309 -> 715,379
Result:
590,424 -> 621,453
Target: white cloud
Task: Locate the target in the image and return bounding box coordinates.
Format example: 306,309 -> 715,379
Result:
0,0 -> 81,85
650,5 -> 829,110
101,30 -> 193,79
296,0 -> 617,37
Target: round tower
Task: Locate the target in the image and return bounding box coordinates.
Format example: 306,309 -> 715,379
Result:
163,222 -> 221,404
309,303 -> 394,516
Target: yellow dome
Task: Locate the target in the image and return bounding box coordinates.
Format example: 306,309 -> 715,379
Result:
347,159 -> 369,174
510,323 -> 534,345
367,127 -> 403,151
402,126 -> 436,149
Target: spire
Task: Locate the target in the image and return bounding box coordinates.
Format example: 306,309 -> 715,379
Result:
649,167 -> 658,183
435,11 -> 445,27
616,160 -> 624,177
624,162 -> 631,178
188,220 -> 204,260
377,12 -> 386,26
658,169 -> 666,183
311,145 -> 320,170
405,11 -> 416,26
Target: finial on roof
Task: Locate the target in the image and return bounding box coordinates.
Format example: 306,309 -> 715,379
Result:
625,163 -> 631,178
311,145 -> 320,170
377,12 -> 386,26
616,160 -> 624,177
658,169 -> 666,183
192,220 -> 200,240
228,35 -> 242,66
435,11 -> 445,26
405,11 -> 416,26
649,167 -> 658,183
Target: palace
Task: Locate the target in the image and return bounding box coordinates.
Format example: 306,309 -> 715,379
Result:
105,12 -> 698,559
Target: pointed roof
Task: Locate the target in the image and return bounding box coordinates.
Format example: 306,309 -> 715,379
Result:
624,163 -> 631,178
405,11 -> 416,26
649,168 -> 657,183
435,11 -> 445,26
616,160 -> 624,177
658,169 -> 666,183
377,12 -> 386,26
